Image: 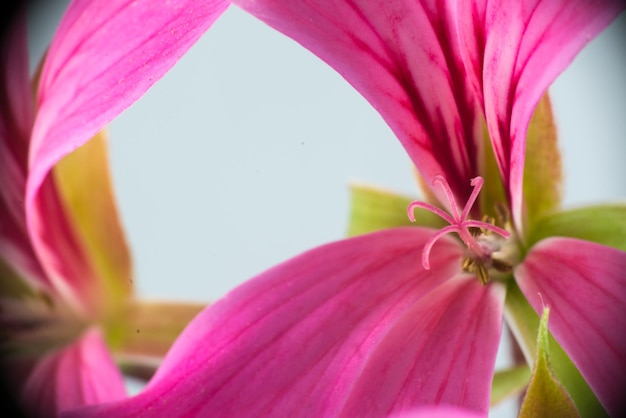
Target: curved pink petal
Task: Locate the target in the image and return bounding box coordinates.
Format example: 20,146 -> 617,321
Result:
25,0 -> 229,292
18,328 -> 126,418
458,0 -> 624,229
515,237 -> 626,417
233,0 -> 484,212
62,228 -> 503,417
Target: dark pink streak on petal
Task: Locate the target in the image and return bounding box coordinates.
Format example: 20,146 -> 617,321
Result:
25,0 -> 228,299
234,0 -> 484,212
64,228 -> 467,417
341,276 -> 504,416
515,237 -> 626,416
460,0 -> 624,229
19,328 -> 126,418
0,14 -> 48,288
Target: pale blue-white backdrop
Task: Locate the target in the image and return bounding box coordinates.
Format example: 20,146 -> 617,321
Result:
28,3 -> 626,416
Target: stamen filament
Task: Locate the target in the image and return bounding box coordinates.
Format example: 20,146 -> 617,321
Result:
432,175 -> 461,220
407,201 -> 455,225
421,225 -> 462,269
461,177 -> 484,221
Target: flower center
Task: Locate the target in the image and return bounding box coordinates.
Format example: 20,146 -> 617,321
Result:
407,175 -> 514,284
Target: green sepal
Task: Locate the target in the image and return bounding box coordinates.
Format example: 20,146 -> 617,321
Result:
527,204 -> 626,252
490,365 -> 531,406
107,299 -> 206,369
505,281 -> 607,417
519,308 -> 579,418
347,183 -> 446,237
110,299 -> 206,381
522,94 -> 563,232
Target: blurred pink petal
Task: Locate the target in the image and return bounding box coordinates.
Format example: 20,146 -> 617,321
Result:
64,228 -> 502,417
21,328 -> 126,418
0,17 -> 91,316
0,15 -> 47,288
458,0 -> 624,229
515,237 -> 626,416
391,405 -> 484,418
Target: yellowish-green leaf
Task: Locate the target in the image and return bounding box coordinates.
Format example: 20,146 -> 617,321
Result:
53,130 -> 133,315
491,365 -> 531,406
505,282 -> 607,417
347,183 -> 446,237
522,94 -> 563,233
519,308 -> 579,418
108,299 -> 206,359
527,204 -> 626,252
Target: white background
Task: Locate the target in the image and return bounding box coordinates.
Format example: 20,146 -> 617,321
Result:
28,3 -> 626,416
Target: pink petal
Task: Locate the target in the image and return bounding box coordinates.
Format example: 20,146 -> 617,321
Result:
515,237 -> 626,417
64,228 -> 503,417
233,0 -> 485,212
391,405 -> 484,418
339,276 -> 504,415
25,0 -> 229,289
19,328 -> 126,417
0,14 -> 47,288
459,0 -> 624,229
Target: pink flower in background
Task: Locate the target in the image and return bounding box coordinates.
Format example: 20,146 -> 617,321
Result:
0,0 -> 227,416
62,0 -> 625,417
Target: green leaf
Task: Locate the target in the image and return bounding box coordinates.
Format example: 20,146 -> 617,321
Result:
527,204 -> 626,252
505,282 -> 607,417
519,308 -> 579,418
522,94 -> 563,232
347,183 -> 445,237
491,365 -> 531,406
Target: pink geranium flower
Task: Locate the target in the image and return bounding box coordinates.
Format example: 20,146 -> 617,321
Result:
64,1 -> 625,417
0,0 -> 227,416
